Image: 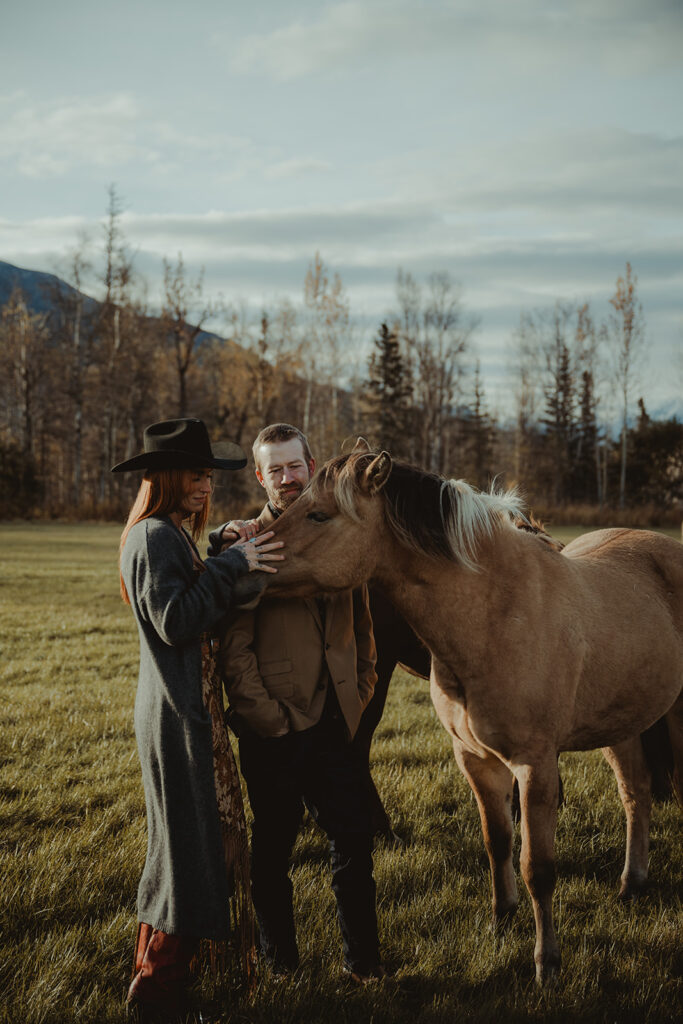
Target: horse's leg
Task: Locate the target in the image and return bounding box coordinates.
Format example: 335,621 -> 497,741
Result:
666,693 -> 683,805
601,737 -> 652,899
453,741 -> 518,923
514,758 -> 560,984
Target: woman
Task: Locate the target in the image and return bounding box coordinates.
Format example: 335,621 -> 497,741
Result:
112,418 -> 283,1020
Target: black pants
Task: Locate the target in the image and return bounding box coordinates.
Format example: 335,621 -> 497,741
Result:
239,711 -> 380,973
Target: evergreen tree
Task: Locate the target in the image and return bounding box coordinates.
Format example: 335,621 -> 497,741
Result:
464,361 -> 495,488
627,399 -> 683,506
540,318 -> 575,505
365,322 -> 413,458
572,368 -> 599,502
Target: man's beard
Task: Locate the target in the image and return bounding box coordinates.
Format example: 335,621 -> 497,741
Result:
273,482 -> 303,510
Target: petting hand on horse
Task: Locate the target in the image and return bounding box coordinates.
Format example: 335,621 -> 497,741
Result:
231,530 -> 284,573
222,518 -> 260,543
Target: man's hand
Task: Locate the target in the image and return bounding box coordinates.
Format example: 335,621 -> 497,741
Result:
222,518 -> 260,543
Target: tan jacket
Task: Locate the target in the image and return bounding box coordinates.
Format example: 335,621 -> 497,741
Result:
219,505 -> 377,740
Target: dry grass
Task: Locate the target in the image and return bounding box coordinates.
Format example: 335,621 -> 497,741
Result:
0,523 -> 681,1023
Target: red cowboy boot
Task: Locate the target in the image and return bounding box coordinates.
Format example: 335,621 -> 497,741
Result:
127,928 -> 198,1020
131,922 -> 155,977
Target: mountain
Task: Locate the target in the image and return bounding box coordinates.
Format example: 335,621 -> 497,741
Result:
0,258 -> 217,348
0,259 -> 97,316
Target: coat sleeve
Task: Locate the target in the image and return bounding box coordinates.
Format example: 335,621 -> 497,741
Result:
353,584 -> 377,710
221,609 -> 291,738
129,522 -> 250,646
207,522 -> 229,557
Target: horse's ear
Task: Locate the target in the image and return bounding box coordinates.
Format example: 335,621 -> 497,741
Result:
363,451 -> 392,493
352,436 -> 371,453
341,435 -> 370,454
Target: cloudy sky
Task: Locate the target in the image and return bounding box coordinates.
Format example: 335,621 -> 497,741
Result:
1,0 -> 682,414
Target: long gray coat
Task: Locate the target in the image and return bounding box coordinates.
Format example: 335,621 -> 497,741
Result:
121,515 -> 249,938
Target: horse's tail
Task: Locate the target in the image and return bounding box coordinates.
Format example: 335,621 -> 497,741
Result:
640,718 -> 679,805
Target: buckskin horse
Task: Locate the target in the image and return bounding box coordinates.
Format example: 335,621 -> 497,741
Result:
264,442 -> 683,983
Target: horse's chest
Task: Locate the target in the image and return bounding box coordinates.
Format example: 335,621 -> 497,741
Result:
430,665 -> 521,760
430,674 -> 489,756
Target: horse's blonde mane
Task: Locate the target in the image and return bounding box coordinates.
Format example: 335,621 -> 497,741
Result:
438,478 -> 527,571
314,453 -> 527,571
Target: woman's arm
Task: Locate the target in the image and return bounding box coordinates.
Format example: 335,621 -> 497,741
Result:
127,521 -> 250,646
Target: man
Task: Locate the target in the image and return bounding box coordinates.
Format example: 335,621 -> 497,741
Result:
210,423 -> 385,982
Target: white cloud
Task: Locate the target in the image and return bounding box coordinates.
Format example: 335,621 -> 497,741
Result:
0,92 -> 143,177
0,91 -> 264,180
264,158 -> 331,180
226,0 -> 683,81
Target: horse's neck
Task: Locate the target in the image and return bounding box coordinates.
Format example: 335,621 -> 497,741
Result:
373,524 -> 523,670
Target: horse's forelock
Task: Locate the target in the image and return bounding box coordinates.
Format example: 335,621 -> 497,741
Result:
310,450 -> 375,522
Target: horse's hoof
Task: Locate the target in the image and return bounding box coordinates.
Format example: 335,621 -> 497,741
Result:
535,955 -> 561,986
618,878 -> 647,902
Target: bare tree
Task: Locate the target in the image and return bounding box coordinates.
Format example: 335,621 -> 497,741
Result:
53,237 -> 94,508
302,252 -> 350,455
395,269 -> 476,474
509,311 -> 543,485
609,263 -> 645,508
162,254 -> 215,416
96,184 -> 136,503
0,289 -> 50,456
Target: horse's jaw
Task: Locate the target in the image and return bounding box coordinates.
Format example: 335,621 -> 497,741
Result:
265,565 -> 357,599
232,572 -> 269,606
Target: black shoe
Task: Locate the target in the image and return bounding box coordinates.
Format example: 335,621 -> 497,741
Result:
263,956 -> 298,978
376,828 -> 404,849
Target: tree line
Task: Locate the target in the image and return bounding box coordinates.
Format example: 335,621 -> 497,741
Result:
1,189 -> 681,523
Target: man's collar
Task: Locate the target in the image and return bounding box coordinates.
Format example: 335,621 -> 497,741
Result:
267,501 -> 282,519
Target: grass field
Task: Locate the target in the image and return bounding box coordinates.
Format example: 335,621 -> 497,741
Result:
1,522 -> 681,1023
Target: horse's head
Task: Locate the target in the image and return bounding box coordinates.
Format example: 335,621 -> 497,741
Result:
266,439 -> 391,597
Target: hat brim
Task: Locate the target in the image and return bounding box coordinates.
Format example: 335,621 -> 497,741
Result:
111,444 -> 247,473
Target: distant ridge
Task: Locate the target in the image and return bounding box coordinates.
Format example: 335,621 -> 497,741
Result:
0,258 -> 222,350
0,259 -> 97,315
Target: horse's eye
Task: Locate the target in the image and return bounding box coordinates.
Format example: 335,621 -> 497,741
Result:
306,510 -> 329,523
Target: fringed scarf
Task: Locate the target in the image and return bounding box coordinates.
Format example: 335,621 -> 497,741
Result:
180,529 -> 256,990
200,634 -> 257,989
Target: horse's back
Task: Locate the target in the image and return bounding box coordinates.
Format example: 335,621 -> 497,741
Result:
563,528 -> 683,633
562,527 -> 677,561
553,528 -> 683,749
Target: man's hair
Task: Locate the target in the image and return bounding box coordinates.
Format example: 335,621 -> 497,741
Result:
252,423 -> 313,471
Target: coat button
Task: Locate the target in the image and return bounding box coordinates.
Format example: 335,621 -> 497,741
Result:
325,643 -> 331,650
317,681 -> 326,691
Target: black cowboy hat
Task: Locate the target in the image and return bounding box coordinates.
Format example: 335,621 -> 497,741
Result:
111,418 -> 247,473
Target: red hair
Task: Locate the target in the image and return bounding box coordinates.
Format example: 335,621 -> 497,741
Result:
119,468 -> 212,604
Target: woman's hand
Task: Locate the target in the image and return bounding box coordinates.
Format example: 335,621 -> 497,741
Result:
232,530 -> 285,573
